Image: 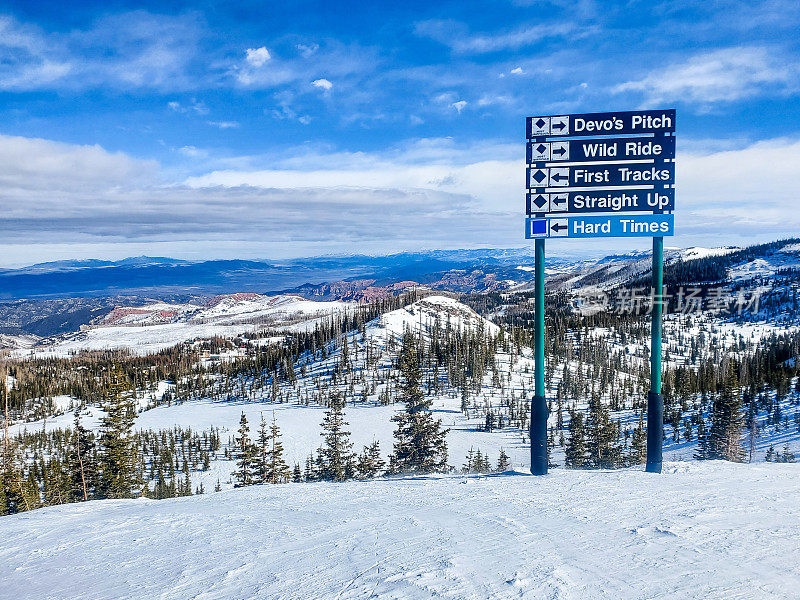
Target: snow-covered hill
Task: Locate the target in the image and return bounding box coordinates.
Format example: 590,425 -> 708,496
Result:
540,241 -> 798,294
0,332 -> 39,350
2,461 -> 799,600
9,296 -> 524,482
376,294 -> 499,338
13,294 -> 353,357
9,294 -> 799,485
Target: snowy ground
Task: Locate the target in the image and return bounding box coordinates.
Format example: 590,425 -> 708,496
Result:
2,461 -> 799,600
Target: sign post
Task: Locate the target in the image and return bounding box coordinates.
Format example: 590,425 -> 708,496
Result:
525,109 -> 675,475
647,236 -> 664,473
531,237 -> 548,475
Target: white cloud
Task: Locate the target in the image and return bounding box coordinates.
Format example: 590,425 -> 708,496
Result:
233,41 -> 374,90
677,138 -> 800,233
311,78 -> 333,91
184,136 -> 800,249
433,92 -> 457,104
477,95 -> 512,107
0,12 -> 205,92
2,132 -> 799,265
451,100 -> 468,113
245,46 -> 271,67
207,120 -> 240,129
414,19 -> 577,54
0,16 -> 74,89
510,67 -> 524,75
614,47 -> 798,106
296,43 -> 318,57
0,134 -> 157,192
0,134 -> 500,264
178,145 -> 209,158
168,98 -> 209,115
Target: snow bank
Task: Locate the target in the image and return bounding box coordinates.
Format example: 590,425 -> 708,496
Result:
2,461 -> 798,599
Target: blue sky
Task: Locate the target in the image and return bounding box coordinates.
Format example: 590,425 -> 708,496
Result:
1,0 -> 799,266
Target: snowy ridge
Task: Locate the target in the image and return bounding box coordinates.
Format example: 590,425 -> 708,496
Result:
680,246 -> 739,260
376,295 -> 500,339
98,302 -> 200,326
0,333 -> 39,350
15,294 -> 353,358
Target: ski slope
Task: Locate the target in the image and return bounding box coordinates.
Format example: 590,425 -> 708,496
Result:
2,461 -> 799,599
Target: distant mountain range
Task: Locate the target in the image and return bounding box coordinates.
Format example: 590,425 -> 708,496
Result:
0,249 -> 572,300
2,240 -> 798,346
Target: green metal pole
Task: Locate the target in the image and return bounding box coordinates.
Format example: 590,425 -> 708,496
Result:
646,235 -> 664,473
531,237 -> 548,475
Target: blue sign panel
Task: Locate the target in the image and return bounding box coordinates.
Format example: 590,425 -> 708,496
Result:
527,136 -> 675,163
527,189 -> 674,214
527,110 -> 675,138
525,214 -> 674,239
527,164 -> 674,189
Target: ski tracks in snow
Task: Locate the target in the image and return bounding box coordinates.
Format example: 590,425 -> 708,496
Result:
2,462 -> 800,599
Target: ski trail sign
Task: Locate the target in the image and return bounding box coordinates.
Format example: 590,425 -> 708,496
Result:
527,136 -> 675,163
525,214 -> 674,239
525,108 -> 675,235
527,110 -> 675,138
525,108 -> 675,476
527,189 -> 674,214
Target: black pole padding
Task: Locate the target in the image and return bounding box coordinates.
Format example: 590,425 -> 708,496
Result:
646,391 -> 663,473
530,395 -> 549,475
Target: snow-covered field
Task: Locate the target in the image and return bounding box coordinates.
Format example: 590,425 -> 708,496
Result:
2,461 -> 799,599
8,396 -> 529,491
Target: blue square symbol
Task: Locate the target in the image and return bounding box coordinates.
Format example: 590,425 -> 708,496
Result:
529,219 -> 547,235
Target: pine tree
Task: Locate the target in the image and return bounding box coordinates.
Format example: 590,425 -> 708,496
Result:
259,414 -> 290,484
694,418 -> 711,460
317,393 -> 355,481
460,386 -> 469,416
304,453 -> 316,482
22,470 -> 41,510
390,334 -> 449,474
708,368 -> 744,462
292,464 -> 303,482
565,409 -> 588,468
0,443 -> 27,515
746,409 -> 759,462
628,412 -> 647,466
586,396 -> 623,469
2,375 -> 27,515
355,441 -> 385,479
256,415 -> 270,483
68,410 -> 96,501
474,449 -> 489,473
779,443 -> 796,463
98,366 -> 138,499
233,412 -> 257,487
497,448 -> 511,472
463,447 -> 476,473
